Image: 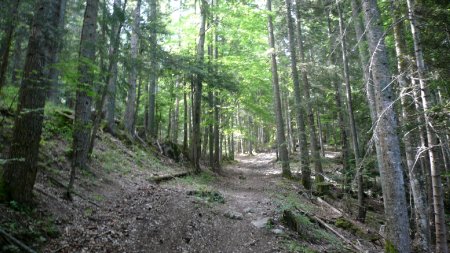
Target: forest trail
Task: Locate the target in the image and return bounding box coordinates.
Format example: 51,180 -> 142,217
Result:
42,152 -> 290,253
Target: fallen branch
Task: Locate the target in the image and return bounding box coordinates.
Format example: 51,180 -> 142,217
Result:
0,226 -> 37,253
293,207 -> 365,252
148,171 -> 190,183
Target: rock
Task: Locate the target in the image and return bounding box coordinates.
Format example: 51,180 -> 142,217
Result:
271,228 -> 283,234
224,210 -> 244,220
244,207 -> 254,213
251,217 -> 270,229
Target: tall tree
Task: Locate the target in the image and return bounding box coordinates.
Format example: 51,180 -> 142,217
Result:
294,0 -> 324,193
106,0 -> 127,134
269,0 -> 290,178
406,0 -> 448,252
191,0 -> 207,172
335,0 -> 364,221
3,0 -> 62,202
67,0 -> 100,197
362,0 -> 411,251
147,0 -> 158,139
390,1 -> 431,251
285,0 -> 310,188
124,0 -> 142,137
0,0 -> 21,92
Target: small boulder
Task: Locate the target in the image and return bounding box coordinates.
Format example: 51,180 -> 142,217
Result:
224,210 -> 244,220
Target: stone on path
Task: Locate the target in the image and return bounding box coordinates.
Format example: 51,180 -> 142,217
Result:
224,210 -> 244,220
251,217 -> 270,229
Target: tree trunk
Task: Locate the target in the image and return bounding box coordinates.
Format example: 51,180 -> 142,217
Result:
123,0 -> 141,138
208,91 -> 214,167
213,94 -> 220,170
68,0 -> 99,197
106,0 -> 126,135
336,0 -> 365,222
294,0 -> 323,193
285,0 -> 310,188
0,0 -> 21,93
48,0 -> 67,103
362,0 -> 411,251
406,0 -> 448,252
148,0 -> 158,139
268,0 -> 290,177
3,0 -> 62,203
191,0 -> 207,172
390,1 -> 431,251
183,82 -> 188,152
171,80 -> 180,143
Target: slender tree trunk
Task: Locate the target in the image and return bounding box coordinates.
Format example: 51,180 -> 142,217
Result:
208,91 -> 214,167
171,80 -> 180,143
406,0 -> 448,251
390,1 -> 431,251
3,0 -> 62,203
183,82 -> 188,152
268,0 -> 290,177
0,0 -> 20,93
191,0 -> 207,172
316,109 -> 324,157
123,0 -> 141,137
285,0 -> 310,187
362,0 -> 411,251
148,0 -> 158,139
294,0 -> 324,193
48,0 -> 67,103
248,115 -> 253,155
213,94 -> 220,170
68,0 -> 99,197
336,1 -> 365,221
106,0 -> 126,135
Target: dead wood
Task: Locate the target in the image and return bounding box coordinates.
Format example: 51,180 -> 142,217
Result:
148,171 -> 190,183
0,226 -> 38,253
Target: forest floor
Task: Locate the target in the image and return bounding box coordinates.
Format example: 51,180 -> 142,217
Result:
1,115 -> 385,252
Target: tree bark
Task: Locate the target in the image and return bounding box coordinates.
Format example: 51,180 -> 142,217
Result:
390,1 -> 431,251
123,0 -> 141,137
362,0 -> 411,251
268,0 -> 290,177
0,0 -> 21,93
3,0 -> 62,203
285,0 -> 310,187
336,0 -> 365,222
68,0 -> 99,197
294,0 -> 324,193
213,94 -> 220,170
147,0 -> 158,139
106,0 -> 126,135
191,0 -> 207,172
406,0 -> 448,252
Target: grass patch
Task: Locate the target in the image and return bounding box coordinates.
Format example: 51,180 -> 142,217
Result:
282,239 -> 317,253
187,188 -> 225,204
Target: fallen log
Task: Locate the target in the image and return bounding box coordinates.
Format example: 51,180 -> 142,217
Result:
289,207 -> 366,252
0,226 -> 37,253
148,171 -> 190,183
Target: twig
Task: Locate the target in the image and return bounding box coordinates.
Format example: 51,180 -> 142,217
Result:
0,226 -> 37,253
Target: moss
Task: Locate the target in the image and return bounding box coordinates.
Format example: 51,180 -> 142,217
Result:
335,218 -> 357,234
385,240 -> 399,253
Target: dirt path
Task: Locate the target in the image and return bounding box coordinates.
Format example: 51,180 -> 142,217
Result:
128,153 -> 288,253
42,153 -> 290,253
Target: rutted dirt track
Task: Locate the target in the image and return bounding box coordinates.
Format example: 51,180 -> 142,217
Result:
43,153 -> 290,253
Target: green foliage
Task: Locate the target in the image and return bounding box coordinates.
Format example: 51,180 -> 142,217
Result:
0,85 -> 19,110
282,240 -> 317,253
41,103 -> 73,142
385,240 -> 399,253
187,188 -> 225,204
